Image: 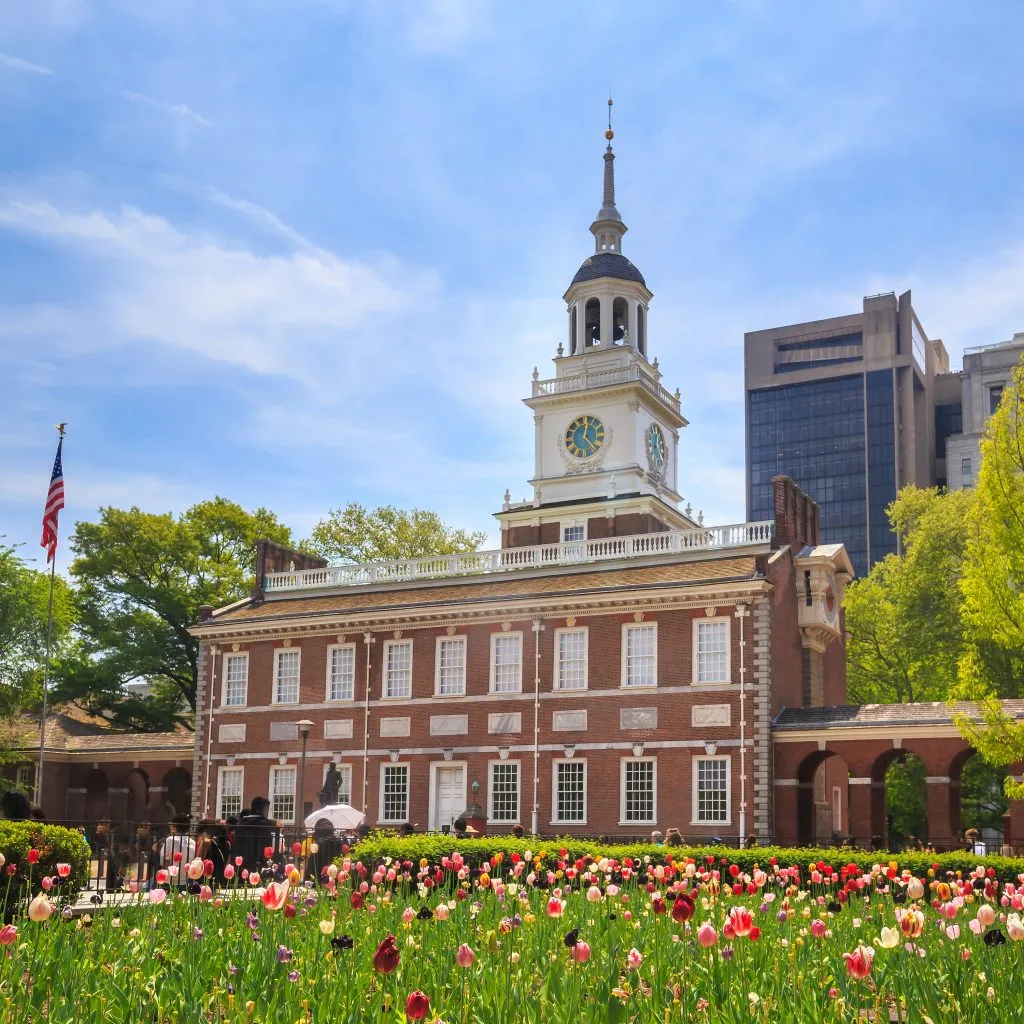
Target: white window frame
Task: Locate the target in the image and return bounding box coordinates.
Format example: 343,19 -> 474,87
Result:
551,758 -> 587,825
563,524 -> 585,543
553,627 -> 588,691
325,643 -> 356,702
434,636 -> 467,697
692,616 -> 731,685
221,652 -> 249,708
321,762 -> 353,806
269,765 -> 297,824
216,766 -> 245,819
620,757 -> 657,826
691,755 -> 731,826
272,648 -> 301,705
621,622 -> 658,688
15,762 -> 37,803
487,759 -> 521,824
379,762 -> 410,823
831,784 -> 842,834
489,632 -> 523,694
382,639 -> 413,700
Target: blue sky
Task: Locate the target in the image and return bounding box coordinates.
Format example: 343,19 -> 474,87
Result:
2,0 -> 1023,574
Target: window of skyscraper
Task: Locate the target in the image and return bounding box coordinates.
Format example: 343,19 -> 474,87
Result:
989,385 -> 1004,416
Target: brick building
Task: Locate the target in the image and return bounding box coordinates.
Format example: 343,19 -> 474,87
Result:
188,124 -> 854,843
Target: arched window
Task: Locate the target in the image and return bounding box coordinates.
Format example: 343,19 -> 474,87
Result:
612,298 -> 628,343
637,305 -> 646,356
569,306 -> 578,355
584,299 -> 600,346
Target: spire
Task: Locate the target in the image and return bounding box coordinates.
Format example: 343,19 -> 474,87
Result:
590,98 -> 627,254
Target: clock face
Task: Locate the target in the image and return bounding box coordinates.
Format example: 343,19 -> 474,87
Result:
824,574 -> 838,622
647,424 -> 666,467
564,415 -> 606,459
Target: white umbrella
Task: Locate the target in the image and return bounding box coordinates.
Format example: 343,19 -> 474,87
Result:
303,803 -> 365,831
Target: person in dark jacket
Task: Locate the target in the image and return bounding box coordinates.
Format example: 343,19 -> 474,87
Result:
233,798 -> 275,875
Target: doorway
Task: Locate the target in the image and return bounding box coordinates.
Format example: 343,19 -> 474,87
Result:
430,763 -> 466,832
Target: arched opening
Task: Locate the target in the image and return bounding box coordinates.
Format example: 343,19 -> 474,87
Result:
85,768 -> 110,823
569,306 -> 578,355
125,768 -> 150,824
612,297 -> 628,343
162,767 -> 192,820
795,749 -> 849,846
636,305 -> 646,356
584,299 -> 600,347
874,750 -> 927,851
954,749 -> 1007,853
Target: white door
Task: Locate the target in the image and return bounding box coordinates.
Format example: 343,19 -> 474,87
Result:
432,766 -> 465,831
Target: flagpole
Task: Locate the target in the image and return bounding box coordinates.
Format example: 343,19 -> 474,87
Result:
38,422 -> 65,810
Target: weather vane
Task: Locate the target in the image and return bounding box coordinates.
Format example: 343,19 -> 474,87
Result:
606,96 -> 614,141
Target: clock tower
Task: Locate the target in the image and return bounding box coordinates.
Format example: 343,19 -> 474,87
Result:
498,104 -> 695,549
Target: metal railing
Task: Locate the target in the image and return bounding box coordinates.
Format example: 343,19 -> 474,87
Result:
264,521 -> 775,592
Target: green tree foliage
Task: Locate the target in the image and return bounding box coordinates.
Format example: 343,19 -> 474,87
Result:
0,542 -> 75,718
59,498 -> 292,724
308,503 -> 486,564
844,487 -> 975,704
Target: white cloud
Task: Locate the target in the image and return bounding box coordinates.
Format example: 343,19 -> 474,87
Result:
0,53 -> 53,75
121,89 -> 210,127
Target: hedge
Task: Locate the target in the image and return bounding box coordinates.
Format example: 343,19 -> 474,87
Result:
0,821 -> 91,917
350,831 -> 1024,882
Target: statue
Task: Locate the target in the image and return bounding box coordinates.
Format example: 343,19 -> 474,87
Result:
318,762 -> 342,807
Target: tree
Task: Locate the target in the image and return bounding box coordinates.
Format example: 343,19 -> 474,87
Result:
0,542 -> 75,718
844,487 -> 976,705
308,503 -> 486,564
59,498 -> 292,724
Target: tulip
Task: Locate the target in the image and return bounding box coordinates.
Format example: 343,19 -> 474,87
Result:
978,904 -> 996,928
223,864 -> 235,880
405,990 -> 430,1020
898,908 -> 925,939
586,885 -> 602,903
56,863 -> 71,879
28,893 -> 53,922
844,944 -> 874,981
727,906 -> 754,937
810,919 -> 827,939
187,858 -> 205,881
350,891 -> 364,910
456,943 -> 475,968
1006,913 -> 1024,941
672,894 -> 695,923
435,904 -> 450,921
26,849 -> 40,865
877,927 -> 900,948
907,877 -> 924,901
319,919 -> 335,935
0,925 -> 17,945
697,922 -> 718,947
572,940 -> 591,963
41,876 -> 53,891
626,948 -> 643,970
261,881 -> 290,912
148,887 -> 167,905
155,869 -> 169,886
373,934 -> 400,974
546,898 -> 565,918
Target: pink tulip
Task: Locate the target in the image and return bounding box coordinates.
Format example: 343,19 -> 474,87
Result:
223,864 -> 235,880
626,948 -> 643,970
572,940 -> 591,963
261,881 -> 290,912
546,898 -> 565,918
40,877 -> 53,891
435,904 -> 450,921
727,906 -> 754,937
456,944 -> 475,968
810,919 -> 827,939
187,858 -> 205,881
155,869 -> 169,886
27,893 -> 53,922
148,888 -> 167,905
946,924 -> 961,939
56,863 -> 71,879
402,907 -> 415,925
844,944 -> 874,980
697,922 -> 718,947
1006,913 -> 1024,941
0,925 -> 17,945
978,904 -> 996,928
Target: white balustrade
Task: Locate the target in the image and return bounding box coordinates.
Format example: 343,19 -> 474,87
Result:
263,520 -> 775,593
532,365 -> 679,410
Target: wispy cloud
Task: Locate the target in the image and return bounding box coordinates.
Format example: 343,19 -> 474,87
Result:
0,53 -> 53,75
120,89 -> 210,127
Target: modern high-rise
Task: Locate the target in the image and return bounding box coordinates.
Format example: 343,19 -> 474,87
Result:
744,292 -> 949,577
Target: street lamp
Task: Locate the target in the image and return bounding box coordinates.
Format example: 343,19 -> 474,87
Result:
296,719 -> 314,829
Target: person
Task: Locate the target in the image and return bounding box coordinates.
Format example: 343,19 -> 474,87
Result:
650,830 -> 664,846
161,815 -> 197,883
197,820 -> 230,884
234,798 -> 275,874
665,828 -> 683,847
511,824 -> 525,838
0,790 -> 31,820
29,805 -> 45,821
965,828 -> 986,855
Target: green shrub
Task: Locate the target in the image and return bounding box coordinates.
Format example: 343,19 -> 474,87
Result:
351,831 -> 1024,881
0,821 -> 91,916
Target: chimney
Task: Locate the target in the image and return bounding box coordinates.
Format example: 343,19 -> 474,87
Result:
771,475 -> 820,550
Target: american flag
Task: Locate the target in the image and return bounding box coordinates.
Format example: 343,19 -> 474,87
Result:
41,437 -> 65,564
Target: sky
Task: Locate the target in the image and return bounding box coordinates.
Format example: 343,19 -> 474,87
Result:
2,0 -> 1023,574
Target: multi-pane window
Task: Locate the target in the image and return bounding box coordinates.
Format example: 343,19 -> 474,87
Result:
323,763 -> 353,806
694,757 -> 729,824
555,629 -> 587,690
274,650 -> 300,704
695,619 -> 729,684
15,763 -> 36,802
270,766 -> 296,823
384,641 -> 413,699
327,645 -> 355,701
623,624 -> 657,686
436,637 -> 467,696
489,762 -> 520,822
563,525 -> 585,542
961,457 -> 973,489
223,653 -> 248,707
218,767 -> 244,818
554,761 -> 586,823
491,634 -> 522,693
622,759 -> 655,823
381,764 -> 409,822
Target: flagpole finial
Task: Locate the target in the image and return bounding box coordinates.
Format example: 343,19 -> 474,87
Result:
56,423 -> 66,437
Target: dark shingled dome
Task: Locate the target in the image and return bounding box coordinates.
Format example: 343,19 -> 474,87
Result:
570,251 -> 646,288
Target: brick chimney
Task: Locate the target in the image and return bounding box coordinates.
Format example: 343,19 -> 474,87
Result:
771,475 -> 820,550
252,540 -> 328,602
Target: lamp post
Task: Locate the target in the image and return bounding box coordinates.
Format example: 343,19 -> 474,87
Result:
297,719 -> 314,829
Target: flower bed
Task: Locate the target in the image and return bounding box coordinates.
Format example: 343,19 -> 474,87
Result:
2,842 -> 1024,1022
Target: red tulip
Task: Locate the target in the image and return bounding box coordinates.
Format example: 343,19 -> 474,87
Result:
373,934 -> 400,975
844,944 -> 873,980
26,849 -> 40,865
261,881 -> 290,912
727,906 -> 754,938
405,990 -> 430,1020
350,891 -> 364,910
672,894 -> 694,923
56,863 -> 71,878
264,846 -> 274,860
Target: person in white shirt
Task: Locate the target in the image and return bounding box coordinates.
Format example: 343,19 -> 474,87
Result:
160,815 -> 197,883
